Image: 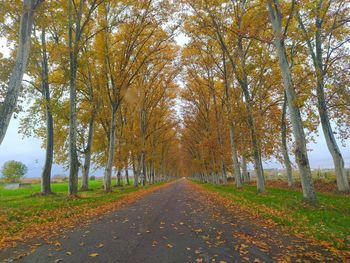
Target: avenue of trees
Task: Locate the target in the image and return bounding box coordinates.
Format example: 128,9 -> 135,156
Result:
0,0 -> 349,204
179,0 -> 349,204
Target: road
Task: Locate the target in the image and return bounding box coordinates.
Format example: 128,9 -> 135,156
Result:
1,179 -> 344,262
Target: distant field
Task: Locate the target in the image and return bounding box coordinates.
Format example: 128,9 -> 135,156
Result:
0,180 -> 158,244
195,182 -> 350,251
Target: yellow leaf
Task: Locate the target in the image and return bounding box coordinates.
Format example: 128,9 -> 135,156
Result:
89,253 -> 99,257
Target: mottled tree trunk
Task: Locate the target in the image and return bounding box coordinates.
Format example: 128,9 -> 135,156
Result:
242,156 -> 249,183
142,152 -> 146,186
267,0 -> 316,203
68,0 -> 79,197
0,0 -> 42,145
81,111 -> 95,191
222,53 -> 242,188
229,122 -> 243,188
281,94 -> 293,187
116,167 -> 122,186
296,8 -> 349,193
40,27 -> 53,195
151,162 -> 155,184
125,163 -> 130,185
104,105 -> 117,192
133,156 -> 138,187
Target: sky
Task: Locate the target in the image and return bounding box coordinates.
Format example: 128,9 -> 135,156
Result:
0,36 -> 349,178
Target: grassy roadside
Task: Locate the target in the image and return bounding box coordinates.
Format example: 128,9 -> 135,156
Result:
193,181 -> 350,250
0,180 -> 163,243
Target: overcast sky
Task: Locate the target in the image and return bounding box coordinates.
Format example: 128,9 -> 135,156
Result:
0,36 -> 349,178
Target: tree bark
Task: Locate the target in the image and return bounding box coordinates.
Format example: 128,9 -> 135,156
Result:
40,27 -> 53,195
222,52 -> 242,188
104,105 -> 117,192
281,94 -> 293,187
296,7 -> 349,193
0,0 -> 43,145
229,122 -> 243,188
116,167 -> 122,186
81,110 -> 95,191
133,156 -> 138,187
267,0 -> 316,203
142,152 -> 146,186
125,164 -> 130,185
68,0 -> 79,197
242,156 -> 249,182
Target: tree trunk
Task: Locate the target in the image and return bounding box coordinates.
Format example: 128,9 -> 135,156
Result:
40,27 -> 53,195
229,122 -> 243,188
296,7 -> 349,193
281,94 -> 294,187
125,165 -> 130,185
68,0 -> 79,197
142,152 -> 146,186
267,0 -> 316,203
242,156 -> 249,183
316,11 -> 348,193
104,105 -> 117,192
81,110 -> 95,191
151,162 -> 155,184
0,0 -> 42,145
133,156 -> 138,187
116,167 -> 122,186
222,52 -> 242,188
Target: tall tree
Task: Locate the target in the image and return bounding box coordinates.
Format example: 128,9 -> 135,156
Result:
267,0 -> 317,203
0,0 -> 44,145
296,0 -> 350,192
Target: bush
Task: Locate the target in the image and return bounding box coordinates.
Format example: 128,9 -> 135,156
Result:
90,175 -> 96,181
1,161 -> 28,183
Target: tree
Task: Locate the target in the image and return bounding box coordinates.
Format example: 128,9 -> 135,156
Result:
67,0 -> 103,196
0,0 -> 44,145
295,0 -> 350,193
1,160 -> 28,183
267,0 -> 317,203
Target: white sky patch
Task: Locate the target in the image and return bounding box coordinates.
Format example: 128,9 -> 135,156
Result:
0,37 -> 11,58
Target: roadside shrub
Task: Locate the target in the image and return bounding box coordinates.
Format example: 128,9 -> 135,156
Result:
1,161 -> 28,183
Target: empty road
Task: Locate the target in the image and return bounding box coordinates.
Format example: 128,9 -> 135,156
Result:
1,179 -> 345,262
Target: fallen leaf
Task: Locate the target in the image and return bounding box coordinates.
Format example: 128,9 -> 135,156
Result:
167,244 -> 173,248
96,243 -> 104,248
89,253 -> 99,257
66,251 -> 72,255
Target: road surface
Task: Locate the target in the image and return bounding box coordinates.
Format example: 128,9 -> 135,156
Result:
1,179 -> 344,262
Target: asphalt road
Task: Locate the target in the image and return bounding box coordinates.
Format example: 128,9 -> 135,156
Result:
1,179 -> 345,262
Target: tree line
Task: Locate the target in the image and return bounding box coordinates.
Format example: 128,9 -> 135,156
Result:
179,0 -> 349,204
0,0 -> 182,196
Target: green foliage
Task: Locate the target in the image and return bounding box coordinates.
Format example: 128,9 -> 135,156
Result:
197,182 -> 350,251
90,175 -> 96,181
1,161 -> 28,183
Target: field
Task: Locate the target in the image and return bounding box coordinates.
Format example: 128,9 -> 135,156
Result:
0,179 -> 160,244
195,182 -> 350,251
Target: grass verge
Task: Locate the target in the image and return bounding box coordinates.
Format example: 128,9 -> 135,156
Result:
0,180 -> 164,247
193,181 -> 350,251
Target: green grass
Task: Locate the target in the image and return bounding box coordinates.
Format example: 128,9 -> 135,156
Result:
195,182 -> 350,250
0,180 -> 160,238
